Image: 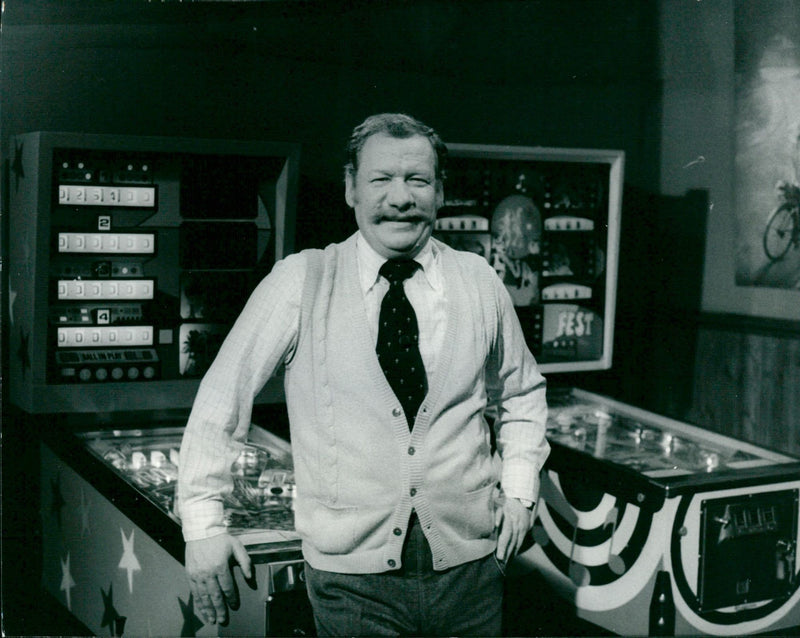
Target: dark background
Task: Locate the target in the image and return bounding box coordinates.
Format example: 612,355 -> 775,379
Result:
0,0 -> 662,250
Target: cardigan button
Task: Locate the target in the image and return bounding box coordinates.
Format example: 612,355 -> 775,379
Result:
392,408 -> 402,418
408,447 -> 415,455
410,487 -> 417,497
388,559 -> 396,568
393,527 -> 402,536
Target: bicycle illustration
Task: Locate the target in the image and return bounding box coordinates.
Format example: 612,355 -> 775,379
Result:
763,180 -> 800,261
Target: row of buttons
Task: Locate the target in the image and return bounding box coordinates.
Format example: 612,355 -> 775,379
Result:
57,279 -> 153,301
434,215 -> 490,232
58,184 -> 156,208
387,403 -> 428,569
58,232 -> 155,254
57,326 -> 154,348
541,284 -> 592,301
60,365 -> 157,382
57,279 -> 154,301
388,508 -> 441,570
544,216 -> 595,231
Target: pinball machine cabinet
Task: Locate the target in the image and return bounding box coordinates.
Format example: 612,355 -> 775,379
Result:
514,387 -> 800,636
8,132 -> 313,635
38,421 -> 312,637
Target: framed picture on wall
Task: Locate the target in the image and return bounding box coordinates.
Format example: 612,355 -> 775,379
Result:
734,0 -> 800,293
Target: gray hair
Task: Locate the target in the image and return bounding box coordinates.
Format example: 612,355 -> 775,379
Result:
344,113 -> 448,180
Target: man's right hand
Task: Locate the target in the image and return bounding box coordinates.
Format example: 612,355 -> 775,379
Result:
185,534 -> 252,625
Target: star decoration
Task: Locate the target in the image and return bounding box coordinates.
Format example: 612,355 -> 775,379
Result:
80,488 -> 92,537
118,528 -> 141,594
100,582 -> 121,634
60,552 -> 76,611
178,592 -> 204,637
50,474 -> 65,528
113,616 -> 127,637
11,139 -> 24,191
17,328 -> 30,379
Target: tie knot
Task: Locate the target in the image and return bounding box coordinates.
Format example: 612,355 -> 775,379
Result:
380,259 -> 420,285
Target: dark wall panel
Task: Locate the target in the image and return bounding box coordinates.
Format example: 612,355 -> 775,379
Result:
0,0 -> 661,189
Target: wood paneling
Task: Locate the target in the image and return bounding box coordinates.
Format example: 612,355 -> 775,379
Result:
688,325 -> 800,455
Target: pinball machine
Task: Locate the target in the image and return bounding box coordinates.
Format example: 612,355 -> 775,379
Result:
9,134 -> 800,636
7,131 -> 310,636
435,144 -> 800,636
517,387 -> 800,636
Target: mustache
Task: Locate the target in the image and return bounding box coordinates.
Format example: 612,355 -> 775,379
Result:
378,213 -> 431,223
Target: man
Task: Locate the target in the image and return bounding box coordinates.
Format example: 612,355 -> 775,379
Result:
178,113 -> 549,636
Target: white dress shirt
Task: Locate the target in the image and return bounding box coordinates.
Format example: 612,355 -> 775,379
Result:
356,233 -> 447,379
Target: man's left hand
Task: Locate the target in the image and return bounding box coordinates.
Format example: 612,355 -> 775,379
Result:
495,497 -> 534,562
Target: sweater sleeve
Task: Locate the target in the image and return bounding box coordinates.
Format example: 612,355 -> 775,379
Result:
177,253 -> 306,541
484,267 -> 550,505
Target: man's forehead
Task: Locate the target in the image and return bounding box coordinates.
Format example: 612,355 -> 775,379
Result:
359,134 -> 436,167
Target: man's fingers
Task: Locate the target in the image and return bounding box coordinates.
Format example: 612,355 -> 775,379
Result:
496,499 -> 535,562
208,579 -> 229,625
191,579 -> 218,625
185,535 -> 251,625
513,528 -> 526,556
216,568 -> 239,611
230,537 -> 253,580
496,523 -> 512,561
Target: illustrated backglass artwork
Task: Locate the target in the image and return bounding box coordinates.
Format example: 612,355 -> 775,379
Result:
179,322 -> 228,377
434,144 -> 623,373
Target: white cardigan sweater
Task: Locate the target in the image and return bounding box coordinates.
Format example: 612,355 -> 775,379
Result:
285,235 -> 548,573
179,234 -> 549,574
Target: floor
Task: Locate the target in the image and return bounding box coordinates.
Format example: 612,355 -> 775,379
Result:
502,573 -> 612,637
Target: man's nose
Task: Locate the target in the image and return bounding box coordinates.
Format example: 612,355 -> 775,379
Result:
386,178 -> 414,209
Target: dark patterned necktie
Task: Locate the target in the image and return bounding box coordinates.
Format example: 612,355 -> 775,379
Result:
376,259 -> 427,429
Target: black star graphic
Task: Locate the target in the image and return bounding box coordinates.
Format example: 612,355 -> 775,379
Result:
17,328 -> 30,379
178,592 -> 204,637
100,582 -> 121,635
11,139 -> 24,192
113,615 -> 127,637
50,475 -> 66,528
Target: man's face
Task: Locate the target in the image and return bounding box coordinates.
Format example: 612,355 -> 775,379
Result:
345,133 -> 443,260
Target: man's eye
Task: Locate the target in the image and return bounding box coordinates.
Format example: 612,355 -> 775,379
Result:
371,177 -> 390,183
409,177 -> 430,185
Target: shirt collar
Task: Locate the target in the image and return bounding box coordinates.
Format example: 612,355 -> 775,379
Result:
356,231 -> 441,295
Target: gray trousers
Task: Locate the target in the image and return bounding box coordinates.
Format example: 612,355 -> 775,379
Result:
305,514 -> 505,636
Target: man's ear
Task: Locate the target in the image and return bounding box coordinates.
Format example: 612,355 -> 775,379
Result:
345,171 -> 356,209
